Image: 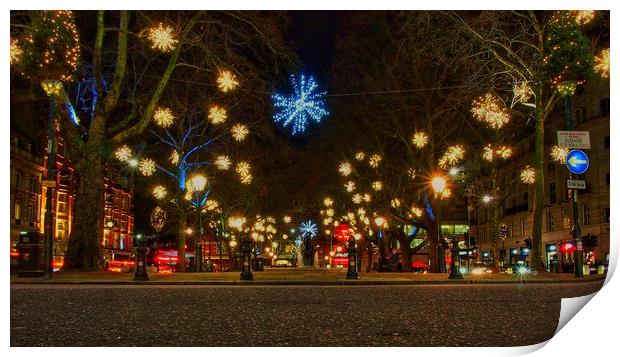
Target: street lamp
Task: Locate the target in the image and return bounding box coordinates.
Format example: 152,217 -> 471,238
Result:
431,175 -> 448,273
229,216 -> 251,280
374,216 -> 386,267
133,233 -> 149,281
188,174 -> 207,272
482,194 -> 493,204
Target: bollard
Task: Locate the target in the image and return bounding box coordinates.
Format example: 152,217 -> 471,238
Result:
134,245 -> 149,281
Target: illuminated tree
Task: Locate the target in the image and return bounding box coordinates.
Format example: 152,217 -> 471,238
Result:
450,10 -> 602,270
11,10 -> 293,270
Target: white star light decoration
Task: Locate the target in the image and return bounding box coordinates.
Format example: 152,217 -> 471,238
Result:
271,74 -> 329,135
299,220 -> 318,238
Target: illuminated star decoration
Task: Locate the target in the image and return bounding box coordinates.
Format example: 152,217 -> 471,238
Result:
412,132 -> 429,148
139,158 -> 156,176
231,124 -> 249,142
271,74 -> 329,135
214,155 -> 231,170
323,197 -> 333,207
151,207 -> 167,233
471,93 -> 511,129
208,105 -> 227,124
550,145 -> 569,164
147,23 -> 177,52
170,150 -> 180,165
521,166 -> 536,184
571,10 -> 595,25
594,48 -> 610,78
10,38 -> 22,65
355,152 -> 365,161
153,185 -> 167,199
236,161 -> 252,184
513,82 -> 533,103
299,220 -> 318,238
339,162 -> 352,176
369,154 -> 382,168
115,145 -> 132,162
217,70 -> 239,92
344,181 -> 356,192
153,107 -> 174,128
439,145 -> 465,169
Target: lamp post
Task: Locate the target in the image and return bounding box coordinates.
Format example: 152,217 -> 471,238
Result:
431,175 -> 447,273
559,81 -> 583,278
346,235 -> 359,279
449,235 -> 463,279
230,217 -> 251,280
40,80 -> 62,280
134,233 -> 149,281
188,174 -> 208,273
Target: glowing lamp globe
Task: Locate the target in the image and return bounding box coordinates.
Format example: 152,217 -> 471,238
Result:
431,176 -> 447,194
188,174 -> 207,192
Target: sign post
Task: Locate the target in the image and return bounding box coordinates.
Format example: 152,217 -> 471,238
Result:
557,131 -> 591,149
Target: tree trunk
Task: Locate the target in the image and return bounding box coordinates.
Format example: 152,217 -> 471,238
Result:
64,153 -> 105,270
531,85 -> 546,271
398,236 -> 413,272
428,224 -> 439,273
177,209 -> 187,272
366,238 -> 373,272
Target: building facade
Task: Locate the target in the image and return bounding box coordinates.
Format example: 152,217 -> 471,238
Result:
10,94 -> 134,268
471,78 -> 610,272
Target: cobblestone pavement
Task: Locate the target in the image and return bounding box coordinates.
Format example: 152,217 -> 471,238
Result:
10,280 -> 603,347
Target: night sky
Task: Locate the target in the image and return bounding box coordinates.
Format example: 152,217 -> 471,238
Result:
289,11 -> 343,81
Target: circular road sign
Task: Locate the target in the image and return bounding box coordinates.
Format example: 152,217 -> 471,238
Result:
566,149 -> 589,175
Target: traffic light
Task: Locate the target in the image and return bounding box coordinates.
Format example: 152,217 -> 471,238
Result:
524,238 -> 532,249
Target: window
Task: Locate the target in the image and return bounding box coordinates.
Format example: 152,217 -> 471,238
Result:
14,202 -> 21,220
29,177 -> 37,193
599,98 -> 610,116
582,203 -> 590,226
547,162 -> 555,173
57,193 -> 68,214
546,211 -> 555,232
607,173 -> 610,186
522,191 -> 529,208
549,182 -> 556,204
575,107 -> 586,123
15,171 -> 22,188
604,136 -> 610,149
28,204 -> 35,224
521,219 -> 526,236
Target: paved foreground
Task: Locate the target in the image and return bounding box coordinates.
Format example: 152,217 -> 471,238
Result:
11,280 -> 603,347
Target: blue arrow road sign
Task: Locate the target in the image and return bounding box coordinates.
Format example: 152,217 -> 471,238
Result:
566,150 -> 589,175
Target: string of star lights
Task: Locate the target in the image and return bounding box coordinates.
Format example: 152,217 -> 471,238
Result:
230,124 -> 249,142
323,197 -> 333,207
153,107 -> 175,128
115,145 -> 132,162
153,185 -> 167,199
483,145 -> 513,162
139,158 -> 156,176
471,93 -> 511,129
236,161 -> 252,184
439,145 -> 465,169
208,105 -> 227,124
412,132 -> 429,148
19,11 -> 80,81
271,74 -> 329,135
521,166 -> 536,184
594,48 -> 610,78
550,145 -> 569,164
147,23 -> 178,52
217,70 -> 239,92
214,155 -> 231,170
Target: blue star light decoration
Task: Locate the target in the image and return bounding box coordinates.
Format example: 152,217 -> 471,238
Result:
271,74 -> 329,135
299,220 -> 318,238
